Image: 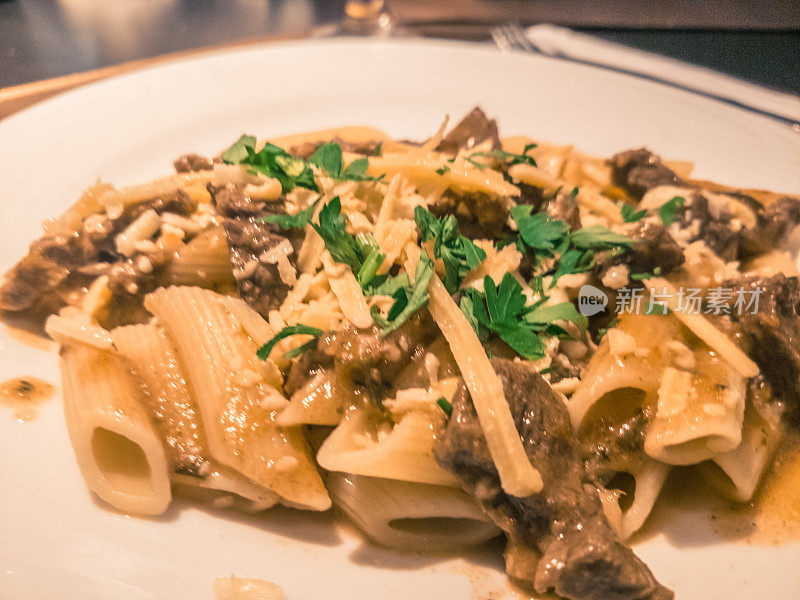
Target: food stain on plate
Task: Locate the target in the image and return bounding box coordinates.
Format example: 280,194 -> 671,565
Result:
0,376 -> 55,421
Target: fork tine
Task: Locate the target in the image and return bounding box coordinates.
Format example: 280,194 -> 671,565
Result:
490,26 -> 514,53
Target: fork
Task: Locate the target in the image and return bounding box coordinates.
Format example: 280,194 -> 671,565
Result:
490,24 -> 800,128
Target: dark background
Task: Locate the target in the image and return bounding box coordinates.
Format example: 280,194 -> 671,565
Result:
0,0 -> 798,94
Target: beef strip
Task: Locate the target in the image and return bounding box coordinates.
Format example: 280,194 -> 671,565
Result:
518,184 -> 582,230
0,190 -> 196,320
675,191 -> 741,261
435,359 -> 672,600
285,311 -> 436,401
595,220 -> 684,282
726,274 -> 800,420
429,189 -> 510,240
609,149 -> 682,201
739,195 -> 800,259
173,153 -> 214,173
434,106 -> 501,155
289,137 -> 382,160
210,184 -> 304,318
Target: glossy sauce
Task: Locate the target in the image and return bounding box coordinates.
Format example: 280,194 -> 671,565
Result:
0,376 -> 55,421
710,429 -> 800,544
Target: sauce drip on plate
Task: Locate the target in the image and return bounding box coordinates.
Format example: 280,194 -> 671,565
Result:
0,376 -> 55,421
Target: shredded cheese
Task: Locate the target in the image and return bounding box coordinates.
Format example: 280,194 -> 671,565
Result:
644,278 -> 759,378
412,244 -> 543,497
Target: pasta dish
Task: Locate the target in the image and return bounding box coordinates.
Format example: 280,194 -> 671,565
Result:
3,107 -> 799,600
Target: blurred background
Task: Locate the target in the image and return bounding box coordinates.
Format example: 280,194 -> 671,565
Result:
0,0 -> 798,94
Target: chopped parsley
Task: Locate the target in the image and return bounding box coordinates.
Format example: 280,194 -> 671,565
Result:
380,253 -> 434,336
435,166 -> 450,176
437,397 -> 453,417
510,205 -> 571,258
460,273 -> 587,360
597,317 -> 620,341
621,203 -> 647,223
312,197 -> 398,295
468,144 -> 538,168
658,195 -> 685,227
221,135 -> 317,193
630,266 -> 662,281
257,200 -> 318,229
511,203 -> 635,287
308,142 -> 379,182
257,324 -> 322,361
569,226 -> 636,251
414,206 -> 487,294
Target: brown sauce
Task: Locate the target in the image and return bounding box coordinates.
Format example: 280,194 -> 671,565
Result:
0,376 -> 55,421
711,429 -> 800,544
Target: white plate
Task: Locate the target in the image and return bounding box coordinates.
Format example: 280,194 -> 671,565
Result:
1,38 -> 799,600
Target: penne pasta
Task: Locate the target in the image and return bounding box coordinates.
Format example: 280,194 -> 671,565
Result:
145,286 -> 331,511
325,472 -> 499,552
60,343 -> 171,515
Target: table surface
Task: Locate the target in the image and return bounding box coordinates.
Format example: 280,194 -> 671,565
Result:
1,0 -> 798,99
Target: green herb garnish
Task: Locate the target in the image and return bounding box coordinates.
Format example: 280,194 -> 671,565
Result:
308,142 -> 378,182
220,135 -> 318,193
257,200 -> 319,229
658,196 -> 685,226
414,206 -> 487,294
257,324 -> 322,360
621,204 -> 647,223
570,225 -> 636,250
437,397 -> 453,417
435,166 -> 450,176
380,253 -> 434,336
510,205 -> 571,258
468,144 -> 538,168
460,273 -> 587,360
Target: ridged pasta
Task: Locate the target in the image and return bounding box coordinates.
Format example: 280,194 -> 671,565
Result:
111,323 -> 278,509
144,286 -> 331,511
60,343 -> 171,515
168,227 -> 234,286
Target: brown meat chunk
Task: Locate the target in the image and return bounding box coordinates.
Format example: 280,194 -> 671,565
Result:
609,149 -> 682,200
173,153 -> 214,173
435,106 -> 501,155
728,274 -> 800,419
595,221 -> 684,280
211,184 -> 303,318
435,359 -> 672,600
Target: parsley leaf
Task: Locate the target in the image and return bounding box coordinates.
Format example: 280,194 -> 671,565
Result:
341,158 -> 373,181
257,324 -> 322,361
308,142 -> 343,176
621,203 -> 647,223
437,397 -> 453,417
257,200 -> 318,229
550,247 -> 594,287
313,197 -> 363,273
510,205 -> 570,258
659,196 -> 685,226
414,206 -> 486,294
468,145 -> 538,168
312,197 -> 393,294
435,166 -> 450,176
220,136 -> 318,193
381,253 -> 434,336
570,225 -> 636,250
221,134 -> 256,164
461,274 -> 587,361
308,142 -> 378,182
